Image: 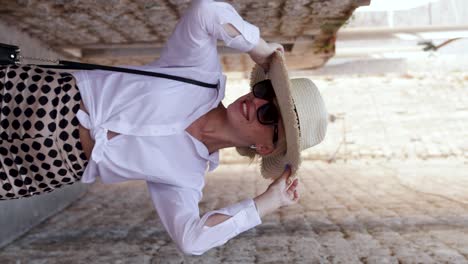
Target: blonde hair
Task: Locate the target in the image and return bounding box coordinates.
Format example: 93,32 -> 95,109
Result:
236,136 -> 287,163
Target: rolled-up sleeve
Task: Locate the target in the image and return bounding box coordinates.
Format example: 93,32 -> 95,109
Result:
147,181 -> 262,255
198,0 -> 260,52
153,0 -> 260,69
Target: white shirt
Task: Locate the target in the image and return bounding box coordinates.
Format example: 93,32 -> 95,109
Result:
72,0 -> 262,255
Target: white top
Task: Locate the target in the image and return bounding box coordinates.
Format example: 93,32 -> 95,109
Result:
72,0 -> 262,255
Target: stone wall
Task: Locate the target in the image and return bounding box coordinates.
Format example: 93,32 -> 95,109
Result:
0,0 -> 370,71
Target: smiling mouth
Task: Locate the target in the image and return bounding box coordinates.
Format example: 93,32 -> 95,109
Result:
242,100 -> 249,121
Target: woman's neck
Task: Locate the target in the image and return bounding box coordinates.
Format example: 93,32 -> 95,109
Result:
186,104 -> 237,154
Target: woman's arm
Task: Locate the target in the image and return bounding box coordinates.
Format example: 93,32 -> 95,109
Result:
222,23 -> 285,72
147,167 -> 298,255
147,182 -> 262,255
254,166 -> 299,216
153,0 -> 282,73
248,39 -> 285,72
151,0 -> 260,70
204,166 -> 298,226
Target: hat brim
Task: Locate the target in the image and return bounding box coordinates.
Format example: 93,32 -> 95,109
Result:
237,51 -> 301,179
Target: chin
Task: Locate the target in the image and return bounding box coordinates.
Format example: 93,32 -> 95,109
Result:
226,101 -> 239,123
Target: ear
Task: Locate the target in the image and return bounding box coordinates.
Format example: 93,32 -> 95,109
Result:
255,144 -> 274,155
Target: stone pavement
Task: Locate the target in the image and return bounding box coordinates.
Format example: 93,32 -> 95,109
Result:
0,160 -> 467,263
221,71 -> 468,163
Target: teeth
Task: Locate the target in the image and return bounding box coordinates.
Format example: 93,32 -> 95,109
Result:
242,102 -> 248,120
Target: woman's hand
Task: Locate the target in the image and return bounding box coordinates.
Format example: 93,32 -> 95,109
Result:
253,166 -> 300,217
248,39 -> 285,72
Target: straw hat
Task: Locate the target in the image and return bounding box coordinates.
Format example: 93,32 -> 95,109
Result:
236,51 -> 328,179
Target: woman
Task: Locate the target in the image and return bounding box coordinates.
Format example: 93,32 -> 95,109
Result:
0,0 -> 327,255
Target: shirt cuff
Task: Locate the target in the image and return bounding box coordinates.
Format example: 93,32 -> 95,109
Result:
239,20 -> 260,49
227,199 -> 262,234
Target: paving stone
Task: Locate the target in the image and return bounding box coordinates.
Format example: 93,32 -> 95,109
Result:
1,161 -> 467,263
2,3 -> 468,263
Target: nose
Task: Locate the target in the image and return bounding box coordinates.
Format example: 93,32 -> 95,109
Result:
251,97 -> 270,123
252,97 -> 269,109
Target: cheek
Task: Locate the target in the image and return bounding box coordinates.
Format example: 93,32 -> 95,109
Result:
227,100 -> 272,141
226,102 -> 247,128
246,123 -> 272,142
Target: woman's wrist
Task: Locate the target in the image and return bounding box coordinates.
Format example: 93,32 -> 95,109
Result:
253,191 -> 279,218
253,166 -> 299,219
248,39 -> 284,71
248,38 -> 270,69
249,38 -> 269,58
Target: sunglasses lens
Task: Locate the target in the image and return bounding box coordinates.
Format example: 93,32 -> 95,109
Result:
253,80 -> 275,101
273,125 -> 278,145
257,103 -> 279,124
253,80 -> 280,145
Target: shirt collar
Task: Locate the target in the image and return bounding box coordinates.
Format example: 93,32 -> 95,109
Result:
184,74 -> 225,172
185,132 -> 220,171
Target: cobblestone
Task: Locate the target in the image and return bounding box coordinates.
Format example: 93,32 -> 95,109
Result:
0,160 -> 467,263
220,71 -> 468,163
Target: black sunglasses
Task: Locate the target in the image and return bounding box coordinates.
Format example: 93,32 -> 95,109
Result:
252,79 -> 279,145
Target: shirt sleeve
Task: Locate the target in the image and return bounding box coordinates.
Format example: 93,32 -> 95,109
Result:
151,0 -> 260,70
147,181 -> 262,255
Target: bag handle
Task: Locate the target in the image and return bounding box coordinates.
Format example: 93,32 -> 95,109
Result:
0,42 -> 218,89
39,60 -> 219,89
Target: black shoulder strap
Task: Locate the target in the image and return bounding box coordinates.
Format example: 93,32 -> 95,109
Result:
38,60 -> 219,89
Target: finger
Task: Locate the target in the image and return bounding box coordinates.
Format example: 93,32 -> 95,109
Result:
286,180 -> 298,194
286,178 -> 298,190
293,190 -> 299,202
273,44 -> 284,54
277,45 -> 284,53
286,177 -> 295,187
